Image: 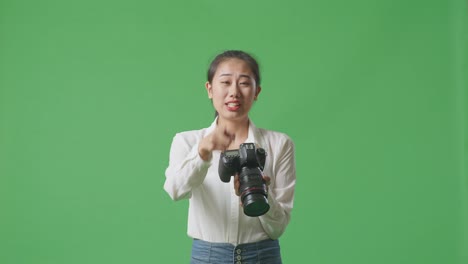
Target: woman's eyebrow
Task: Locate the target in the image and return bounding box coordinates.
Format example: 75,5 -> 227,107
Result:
218,73 -> 252,78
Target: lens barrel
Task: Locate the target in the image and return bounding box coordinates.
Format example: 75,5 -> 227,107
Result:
239,167 -> 269,217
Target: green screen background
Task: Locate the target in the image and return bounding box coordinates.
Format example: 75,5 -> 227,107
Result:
1,1 -> 467,263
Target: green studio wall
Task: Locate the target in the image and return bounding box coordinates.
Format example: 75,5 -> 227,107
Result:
1,0 -> 467,263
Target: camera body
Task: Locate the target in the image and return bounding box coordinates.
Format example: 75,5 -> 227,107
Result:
218,143 -> 269,217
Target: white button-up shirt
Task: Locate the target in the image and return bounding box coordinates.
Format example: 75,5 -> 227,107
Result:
164,119 -> 296,245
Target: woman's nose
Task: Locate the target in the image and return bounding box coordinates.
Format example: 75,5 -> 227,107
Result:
228,83 -> 240,97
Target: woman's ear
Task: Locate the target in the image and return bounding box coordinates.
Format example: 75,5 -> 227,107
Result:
205,81 -> 213,99
254,86 -> 262,100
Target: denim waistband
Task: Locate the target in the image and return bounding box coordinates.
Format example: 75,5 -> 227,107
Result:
191,238 -> 282,264
194,238 -> 278,248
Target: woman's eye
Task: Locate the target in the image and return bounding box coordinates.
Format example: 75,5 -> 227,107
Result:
221,81 -> 230,85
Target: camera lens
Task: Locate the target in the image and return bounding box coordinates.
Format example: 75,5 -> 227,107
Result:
243,193 -> 269,217
239,167 -> 270,217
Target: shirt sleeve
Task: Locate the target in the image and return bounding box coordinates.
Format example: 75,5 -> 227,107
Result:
258,137 -> 296,239
164,133 -> 212,201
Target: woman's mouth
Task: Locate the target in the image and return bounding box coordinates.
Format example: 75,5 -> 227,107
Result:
226,102 -> 241,111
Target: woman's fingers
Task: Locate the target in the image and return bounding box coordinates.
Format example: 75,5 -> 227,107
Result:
263,175 -> 271,193
213,125 -> 234,150
234,174 -> 240,196
223,128 -> 235,142
198,125 -> 236,160
263,175 -> 271,186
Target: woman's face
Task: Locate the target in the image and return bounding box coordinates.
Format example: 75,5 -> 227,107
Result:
206,58 -> 261,123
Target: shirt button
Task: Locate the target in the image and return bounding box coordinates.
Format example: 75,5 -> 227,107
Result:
236,261 -> 241,264
236,249 -> 242,254
237,255 -> 242,260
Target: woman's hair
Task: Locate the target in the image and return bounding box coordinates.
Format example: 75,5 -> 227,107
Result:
207,50 -> 261,118
207,50 -> 261,86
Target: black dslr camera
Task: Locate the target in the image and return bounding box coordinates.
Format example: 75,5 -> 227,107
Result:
218,143 -> 269,217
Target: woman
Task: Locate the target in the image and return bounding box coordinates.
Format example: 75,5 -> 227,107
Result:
164,50 -> 296,264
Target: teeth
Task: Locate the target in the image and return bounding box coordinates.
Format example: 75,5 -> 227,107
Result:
227,103 -> 239,107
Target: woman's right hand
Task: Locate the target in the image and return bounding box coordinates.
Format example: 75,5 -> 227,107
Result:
198,125 -> 234,161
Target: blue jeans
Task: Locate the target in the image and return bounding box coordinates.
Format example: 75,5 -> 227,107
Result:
190,238 -> 282,264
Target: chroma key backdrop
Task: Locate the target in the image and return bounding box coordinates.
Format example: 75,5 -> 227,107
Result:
1,1 -> 467,263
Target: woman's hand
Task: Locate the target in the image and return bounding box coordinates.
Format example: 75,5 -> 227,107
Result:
234,174 -> 271,197
198,125 -> 234,161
